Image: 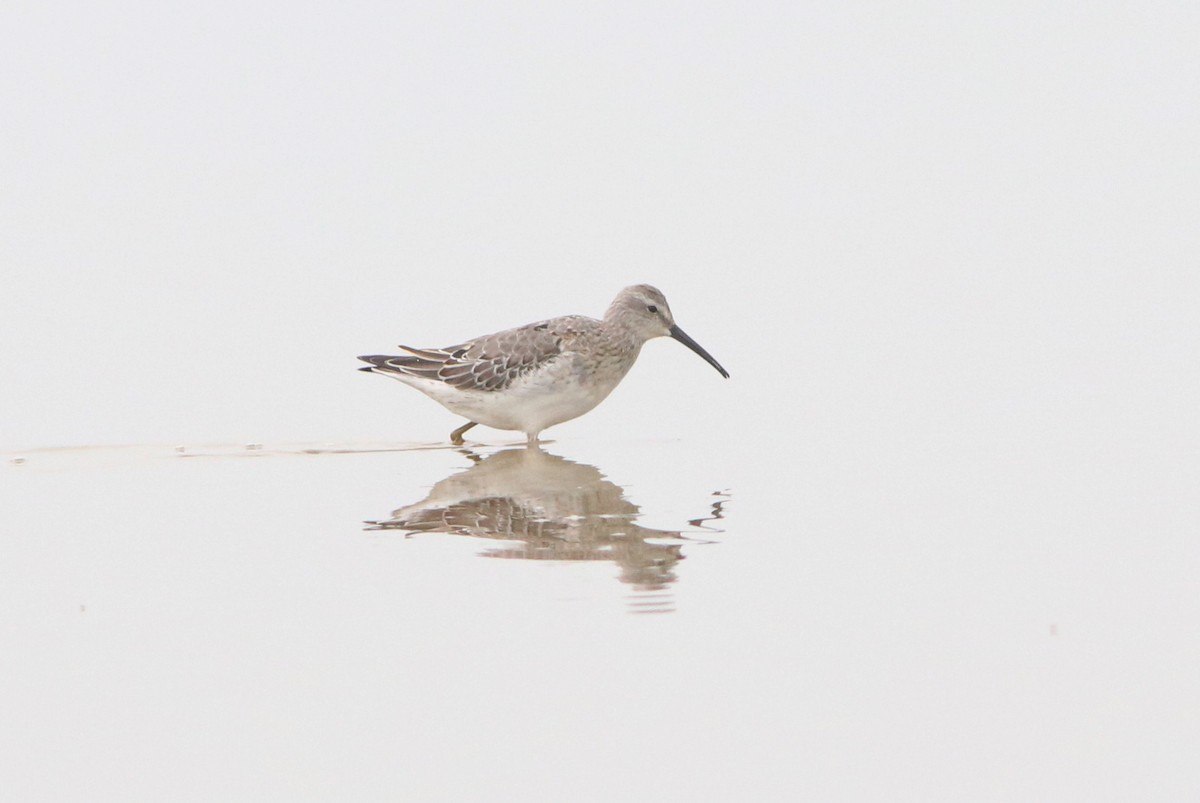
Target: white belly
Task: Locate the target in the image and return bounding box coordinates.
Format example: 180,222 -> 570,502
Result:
385,352 -> 635,436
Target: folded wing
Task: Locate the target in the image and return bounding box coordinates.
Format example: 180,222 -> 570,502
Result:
358,320 -> 566,392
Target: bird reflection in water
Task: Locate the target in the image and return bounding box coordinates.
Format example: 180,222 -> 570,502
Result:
367,446 -> 728,613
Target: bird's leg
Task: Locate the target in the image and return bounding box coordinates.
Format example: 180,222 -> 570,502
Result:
450,421 -> 477,445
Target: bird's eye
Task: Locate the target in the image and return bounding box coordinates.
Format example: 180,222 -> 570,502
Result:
647,305 -> 658,313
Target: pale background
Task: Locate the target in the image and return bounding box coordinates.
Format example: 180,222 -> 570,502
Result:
3,2 -> 1198,801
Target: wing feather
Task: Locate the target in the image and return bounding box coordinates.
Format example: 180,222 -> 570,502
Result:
360,319 -> 575,392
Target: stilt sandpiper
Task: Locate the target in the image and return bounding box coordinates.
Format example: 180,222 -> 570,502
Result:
358,284 -> 728,444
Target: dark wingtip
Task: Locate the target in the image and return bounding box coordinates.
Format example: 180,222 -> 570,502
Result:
357,355 -> 393,373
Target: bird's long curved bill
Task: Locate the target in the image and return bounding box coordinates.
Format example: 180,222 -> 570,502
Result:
670,325 -> 730,378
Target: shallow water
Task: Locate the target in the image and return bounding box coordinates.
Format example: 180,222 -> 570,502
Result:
3,427 -> 1198,801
